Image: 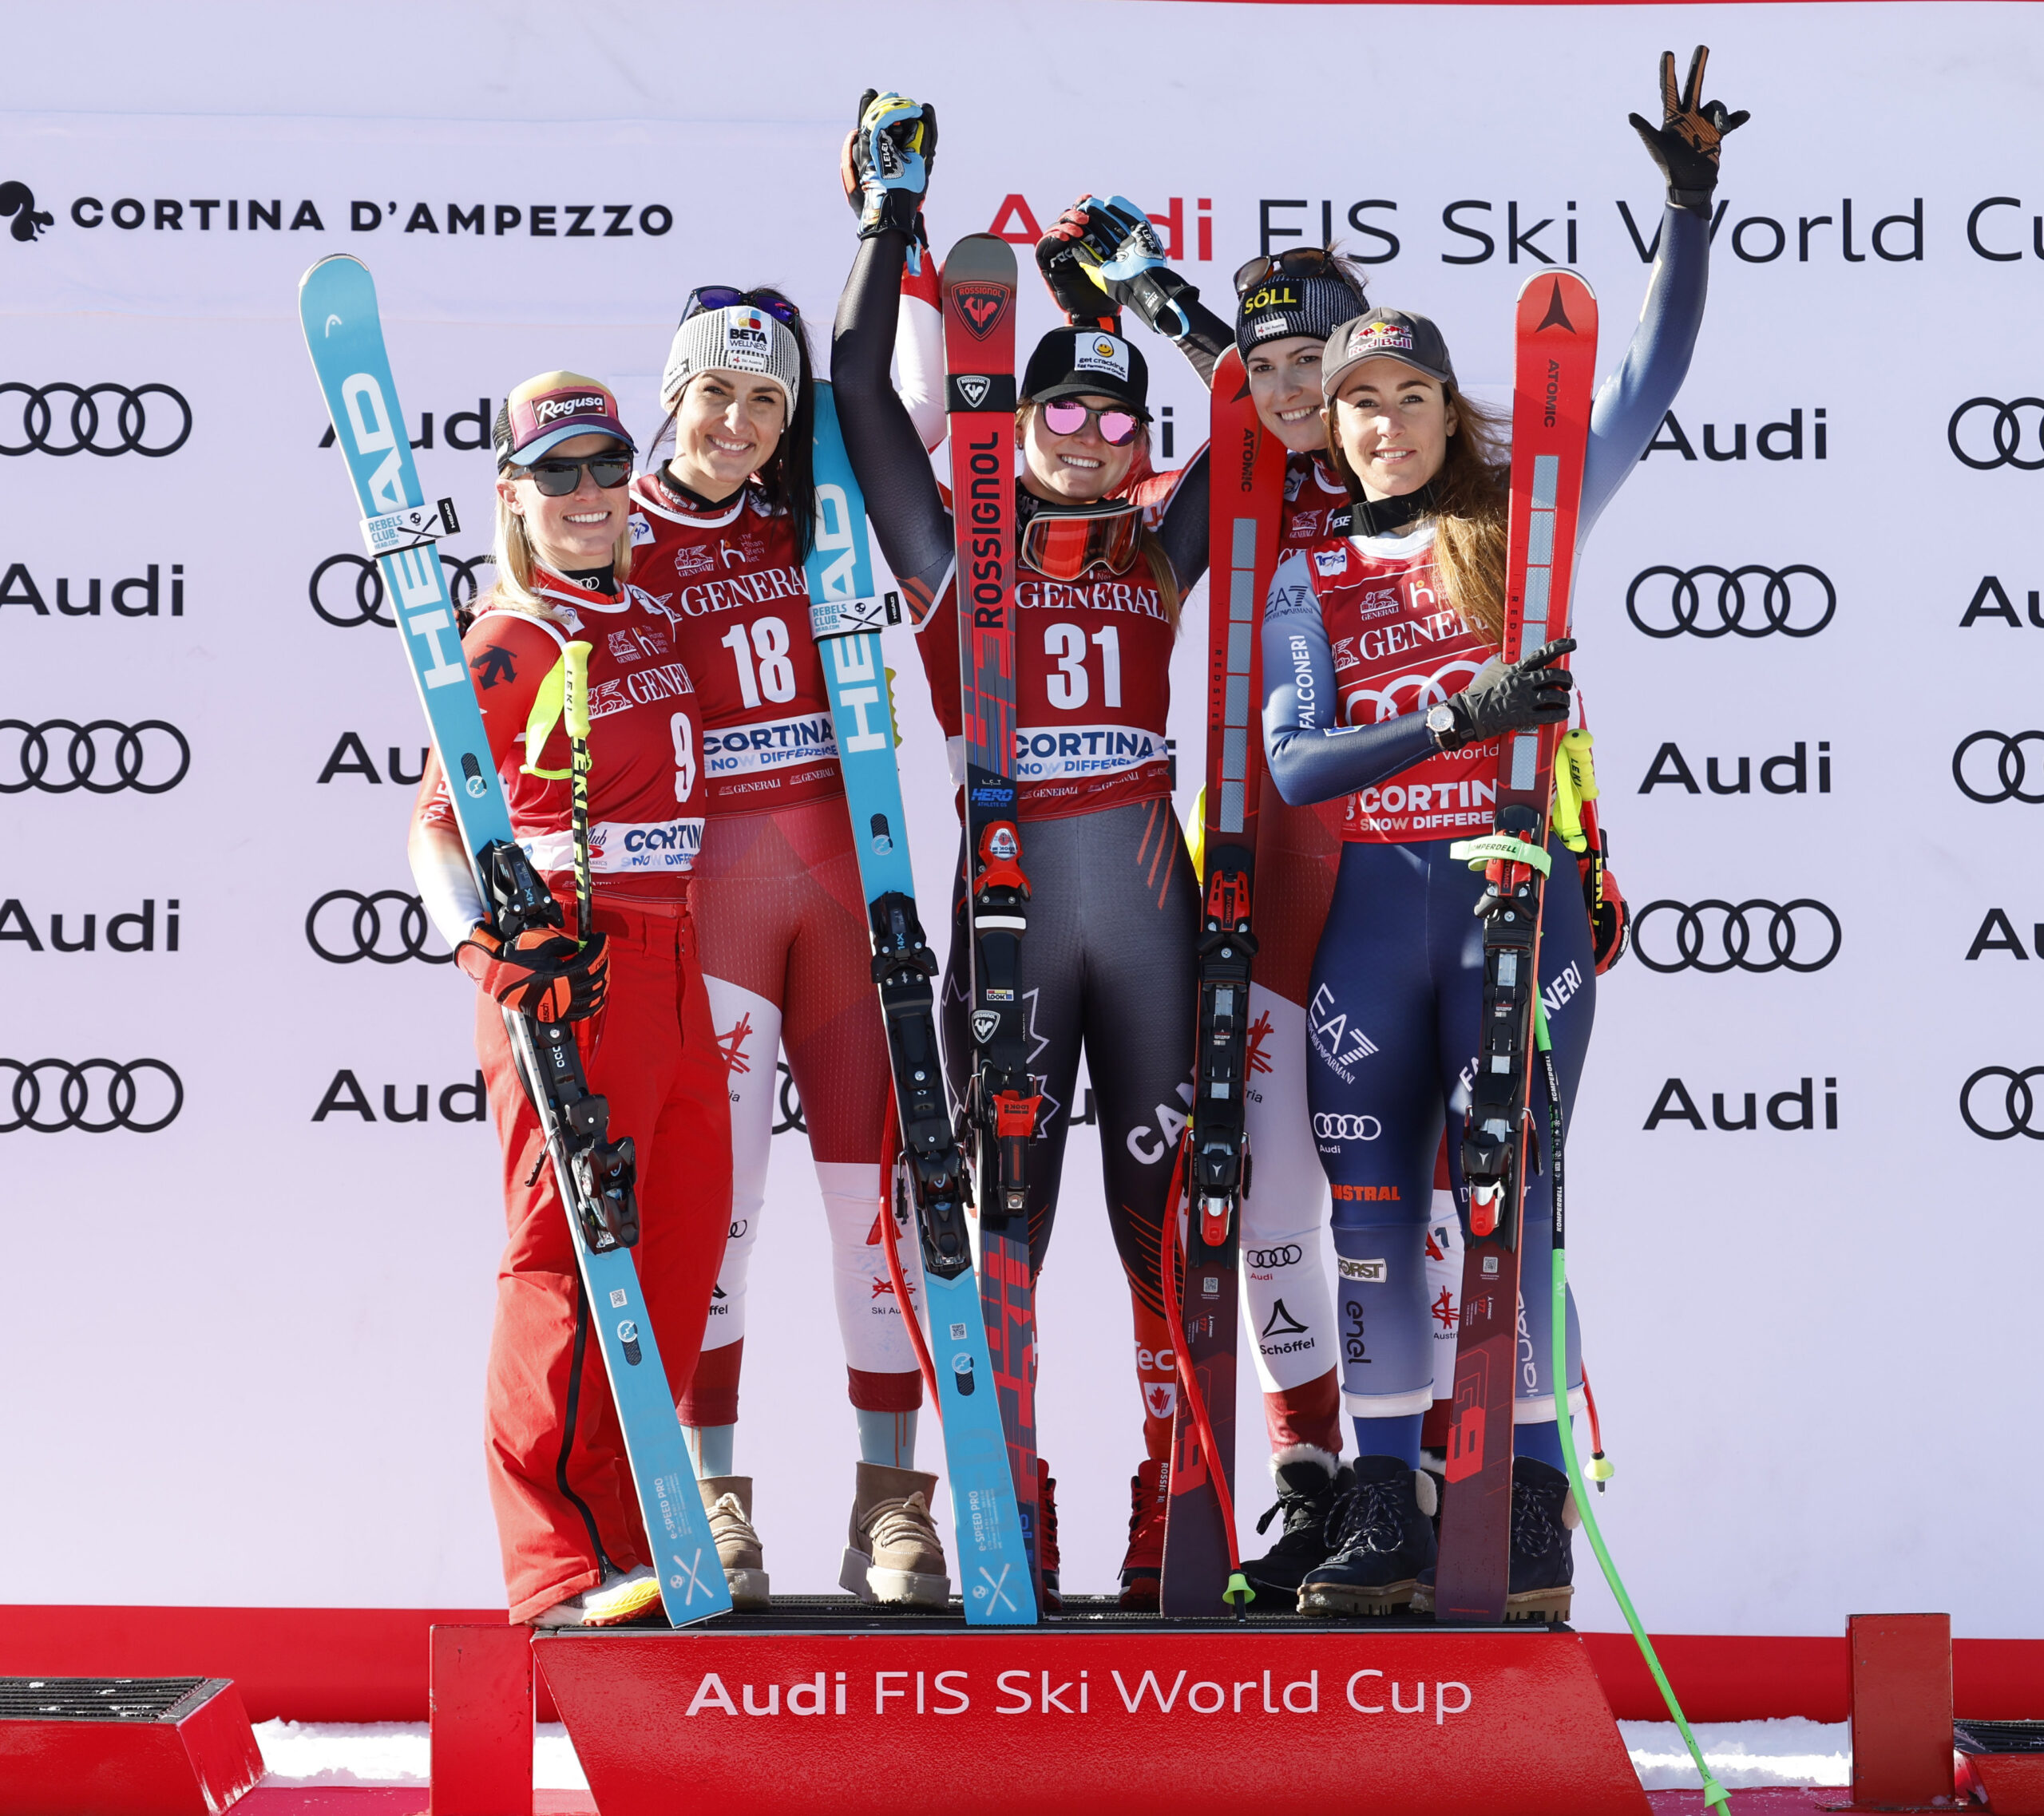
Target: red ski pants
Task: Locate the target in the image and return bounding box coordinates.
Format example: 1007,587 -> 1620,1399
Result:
475,890 -> 733,1622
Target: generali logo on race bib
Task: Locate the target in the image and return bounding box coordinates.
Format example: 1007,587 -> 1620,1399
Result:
1075,334 -> 1131,381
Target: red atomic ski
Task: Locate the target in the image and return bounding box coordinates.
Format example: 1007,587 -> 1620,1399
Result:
941,232 -> 1045,1598
1159,346 -> 1286,1615
1432,269 -> 1598,1624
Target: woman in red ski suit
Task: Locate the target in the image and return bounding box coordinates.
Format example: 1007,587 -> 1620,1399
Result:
408,373 -> 732,1628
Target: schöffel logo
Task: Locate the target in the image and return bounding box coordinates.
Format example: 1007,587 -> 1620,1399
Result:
2,1058 -> 183,1133
309,550 -> 494,628
1,382 -> 191,457
1953,730 -> 2044,804
305,889 -> 453,965
1627,565 -> 1834,638
1,718 -> 189,793
1632,898 -> 1842,974
1959,1065 -> 2044,1140
1948,398 -> 2044,471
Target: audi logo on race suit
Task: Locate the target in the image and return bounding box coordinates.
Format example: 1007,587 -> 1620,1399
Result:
1959,1065 -> 2044,1140
0,719 -> 189,793
1626,565 -> 1836,639
304,889 -> 454,965
1947,397 -> 2044,471
2,1058 -> 183,1133
1312,1113 -> 1383,1141
1952,730 -> 2044,804
0,382 -> 192,457
1341,654 -> 1487,724
309,551 -> 494,628
1632,898 -> 1843,974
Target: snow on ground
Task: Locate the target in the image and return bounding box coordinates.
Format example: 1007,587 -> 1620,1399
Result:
253,1718 -> 1849,1792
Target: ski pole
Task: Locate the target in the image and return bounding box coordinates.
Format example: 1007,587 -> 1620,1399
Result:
562,640 -> 594,942
1536,999 -> 1728,1813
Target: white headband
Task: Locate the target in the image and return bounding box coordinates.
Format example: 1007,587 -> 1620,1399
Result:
659,306 -> 802,417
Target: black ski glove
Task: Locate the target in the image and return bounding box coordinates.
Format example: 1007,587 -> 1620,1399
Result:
1628,46 -> 1748,215
1036,200 -> 1120,328
1041,193 -> 1203,340
1436,639 -> 1577,749
841,89 -> 937,239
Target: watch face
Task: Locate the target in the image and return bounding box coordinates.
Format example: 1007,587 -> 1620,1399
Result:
1428,706 -> 1452,730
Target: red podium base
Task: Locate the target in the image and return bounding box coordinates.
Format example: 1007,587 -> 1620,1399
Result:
0,1675 -> 264,1816
537,1600 -> 1647,1816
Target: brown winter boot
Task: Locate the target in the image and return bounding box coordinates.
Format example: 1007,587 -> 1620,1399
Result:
698,1475 -> 770,1608
839,1462 -> 950,1606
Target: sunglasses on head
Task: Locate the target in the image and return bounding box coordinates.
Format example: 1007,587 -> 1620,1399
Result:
520,450 -> 635,496
1232,247 -> 1351,298
681,286 -> 802,325
1040,399 -> 1143,446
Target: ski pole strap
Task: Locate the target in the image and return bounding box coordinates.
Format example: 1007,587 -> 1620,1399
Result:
361,497 -> 458,557
1448,833 -> 1551,875
1550,728 -> 1598,855
519,656 -> 572,780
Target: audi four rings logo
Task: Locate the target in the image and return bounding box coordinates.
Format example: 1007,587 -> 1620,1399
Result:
310,551 -> 497,629
0,382 -> 192,457
1313,1114 -> 1382,1141
1626,566 -> 1836,639
306,889 -> 454,965
3,1058 -> 184,1133
1245,1245 -> 1304,1269
1959,1065 -> 2044,1141
1947,398 -> 2044,471
1633,899 -> 1843,974
0,719 -> 190,793
1952,731 -> 2044,804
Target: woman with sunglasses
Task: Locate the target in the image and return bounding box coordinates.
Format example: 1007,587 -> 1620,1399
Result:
406,373 -> 732,1628
834,94 -> 1227,1609
1248,49 -> 1745,1618
623,284 -> 952,1611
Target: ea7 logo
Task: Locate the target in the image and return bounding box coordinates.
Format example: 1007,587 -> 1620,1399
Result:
949,282 -> 1010,341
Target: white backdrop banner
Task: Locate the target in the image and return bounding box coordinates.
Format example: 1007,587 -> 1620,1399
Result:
2,2 -> 2039,1640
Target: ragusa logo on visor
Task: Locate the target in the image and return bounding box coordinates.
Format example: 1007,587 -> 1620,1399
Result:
533,393 -> 608,424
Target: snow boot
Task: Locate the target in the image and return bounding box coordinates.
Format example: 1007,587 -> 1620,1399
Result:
1241,1446 -> 1349,1601
839,1462 -> 950,1607
699,1474 -> 769,1608
1409,1456 -> 1577,1618
1036,1458 -> 1062,1612
1297,1455 -> 1438,1616
529,1563 -> 664,1628
1116,1457 -> 1169,1609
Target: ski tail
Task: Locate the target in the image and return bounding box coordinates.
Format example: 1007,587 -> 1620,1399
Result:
1160,347 -> 1286,1615
296,255 -> 730,1627
806,380 -> 1036,1625
1433,270 -> 1597,1624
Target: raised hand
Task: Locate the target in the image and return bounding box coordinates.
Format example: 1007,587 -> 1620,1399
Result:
841,89 -> 937,239
1036,198 -> 1118,326
1628,46 -> 1749,213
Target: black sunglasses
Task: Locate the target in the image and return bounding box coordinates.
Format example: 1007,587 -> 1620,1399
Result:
521,451 -> 634,497
1233,247 -> 1351,298
681,286 -> 802,325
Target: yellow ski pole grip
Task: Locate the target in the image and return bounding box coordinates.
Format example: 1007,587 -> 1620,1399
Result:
563,641 -> 592,741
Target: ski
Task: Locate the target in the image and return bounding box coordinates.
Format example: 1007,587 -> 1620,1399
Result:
296,255 -> 731,1627
1433,269 -> 1598,1624
805,381 -> 1036,1625
1159,346 -> 1286,1614
941,232 -> 1044,1596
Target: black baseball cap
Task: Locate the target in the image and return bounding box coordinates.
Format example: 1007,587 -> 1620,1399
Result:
1021,326 -> 1151,417
1321,309 -> 1458,399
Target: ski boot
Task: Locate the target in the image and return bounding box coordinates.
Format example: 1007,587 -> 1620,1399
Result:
1503,1457 -> 1576,1620
529,1563 -> 664,1628
1297,1456 -> 1438,1617
1036,1458 -> 1062,1612
1116,1458 -> 1169,1609
839,1462 -> 951,1607
699,1475 -> 770,1608
1241,1446 -> 1350,1602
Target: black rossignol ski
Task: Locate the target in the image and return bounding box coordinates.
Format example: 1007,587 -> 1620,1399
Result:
1159,346 -> 1285,1615
1433,270 -> 1598,1624
941,232 -> 1045,1596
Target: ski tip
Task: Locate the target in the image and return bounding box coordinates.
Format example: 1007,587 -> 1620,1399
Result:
1514,266 -> 1595,303
941,232 -> 1018,284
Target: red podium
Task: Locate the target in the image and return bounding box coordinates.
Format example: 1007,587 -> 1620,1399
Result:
535,1600 -> 1647,1816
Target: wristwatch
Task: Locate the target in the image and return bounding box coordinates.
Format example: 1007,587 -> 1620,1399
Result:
1426,703 -> 1462,750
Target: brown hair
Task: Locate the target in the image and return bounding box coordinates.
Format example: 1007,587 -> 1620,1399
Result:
1014,402 -> 1182,629
1327,385 -> 1511,646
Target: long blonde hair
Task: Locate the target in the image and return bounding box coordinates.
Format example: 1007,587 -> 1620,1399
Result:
1014,402 -> 1182,629
482,473 -> 636,623
1328,386 -> 1511,645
